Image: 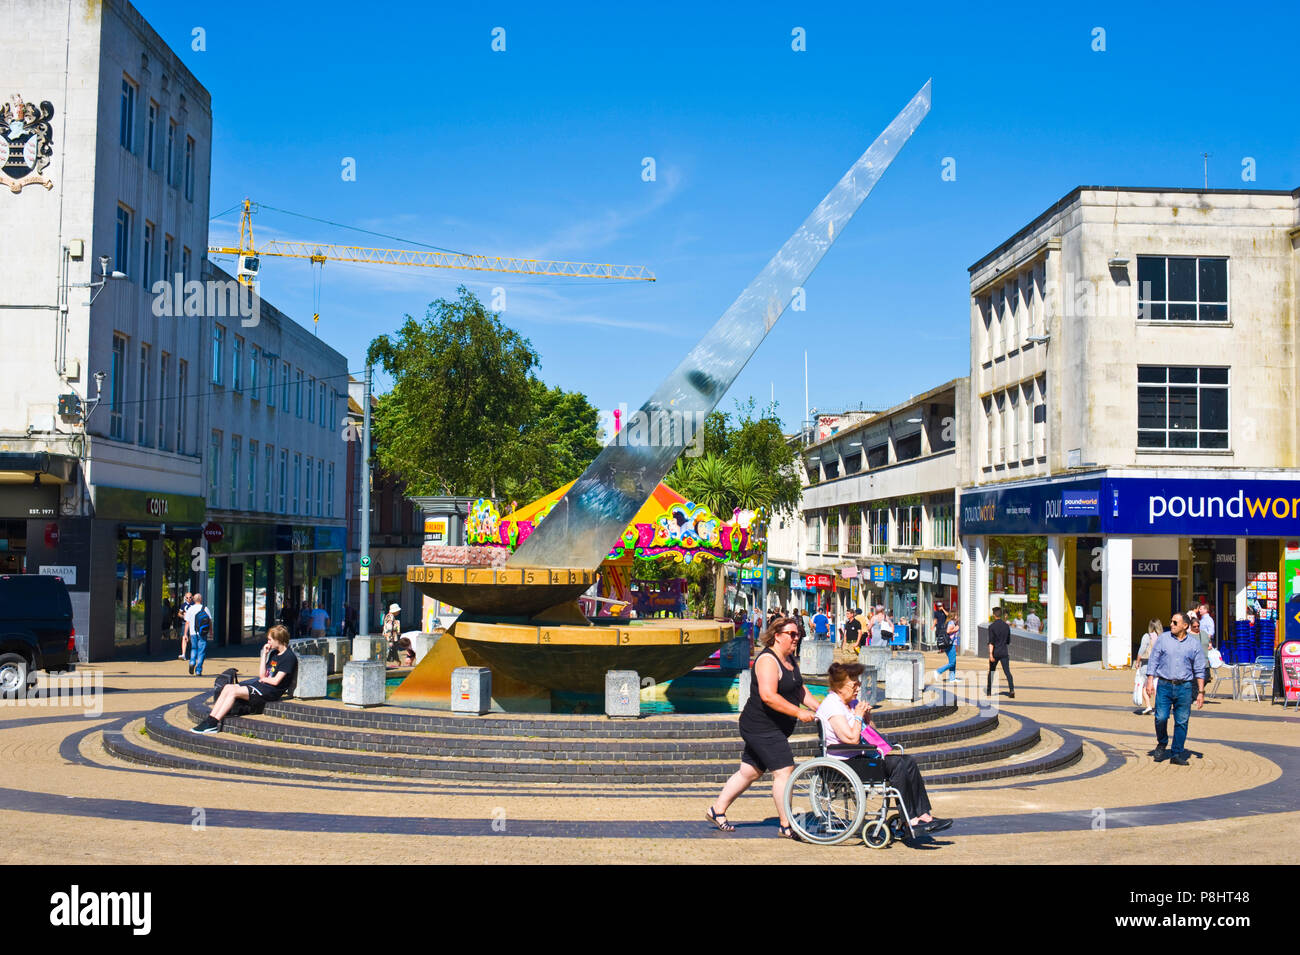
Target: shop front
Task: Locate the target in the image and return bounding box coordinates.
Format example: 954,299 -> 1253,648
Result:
961,472 -> 1300,667
204,523 -> 346,646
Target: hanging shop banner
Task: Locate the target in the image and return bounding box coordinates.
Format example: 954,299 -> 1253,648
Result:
959,477 -> 1102,535
1104,477 -> 1300,537
809,573 -> 833,589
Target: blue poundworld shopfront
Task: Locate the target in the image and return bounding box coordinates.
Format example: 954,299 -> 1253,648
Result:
959,471 -> 1300,667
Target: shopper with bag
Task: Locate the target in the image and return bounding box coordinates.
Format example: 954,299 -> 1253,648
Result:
1134,619 -> 1160,714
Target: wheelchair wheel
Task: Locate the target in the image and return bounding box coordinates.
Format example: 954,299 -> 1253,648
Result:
862,819 -> 893,849
784,758 -> 866,846
888,813 -> 909,840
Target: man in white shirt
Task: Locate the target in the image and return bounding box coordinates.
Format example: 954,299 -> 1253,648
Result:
183,594 -> 202,647
1026,608 -> 1042,633
1197,600 -> 1216,686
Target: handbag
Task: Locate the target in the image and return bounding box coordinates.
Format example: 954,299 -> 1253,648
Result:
1133,666 -> 1146,706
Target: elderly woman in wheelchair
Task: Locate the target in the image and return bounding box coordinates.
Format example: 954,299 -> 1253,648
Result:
783,661 -> 952,846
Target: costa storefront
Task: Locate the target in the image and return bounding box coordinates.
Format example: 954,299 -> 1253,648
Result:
960,470 -> 1300,668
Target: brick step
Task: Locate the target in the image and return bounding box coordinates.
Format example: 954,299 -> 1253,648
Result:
183,697 -> 998,761
145,704 -> 1040,783
252,694 -> 958,739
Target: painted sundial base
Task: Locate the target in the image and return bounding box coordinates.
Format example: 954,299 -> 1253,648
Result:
406,564 -> 596,617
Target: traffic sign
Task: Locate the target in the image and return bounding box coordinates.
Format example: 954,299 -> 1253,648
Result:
360,555 -> 371,567
360,566 -> 370,582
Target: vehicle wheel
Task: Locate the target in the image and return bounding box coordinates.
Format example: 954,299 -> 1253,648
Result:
863,819 -> 894,849
0,653 -> 28,698
784,758 -> 866,846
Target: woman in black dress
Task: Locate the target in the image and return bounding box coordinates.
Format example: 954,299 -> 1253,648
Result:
707,615 -> 821,838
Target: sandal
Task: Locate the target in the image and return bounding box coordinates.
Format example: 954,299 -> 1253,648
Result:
705,807 -> 735,832
777,825 -> 800,841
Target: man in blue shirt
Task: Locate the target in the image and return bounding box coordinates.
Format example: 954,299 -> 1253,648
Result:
1144,612 -> 1208,766
812,609 -> 829,640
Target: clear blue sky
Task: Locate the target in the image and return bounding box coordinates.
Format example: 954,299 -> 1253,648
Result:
138,0 -> 1300,429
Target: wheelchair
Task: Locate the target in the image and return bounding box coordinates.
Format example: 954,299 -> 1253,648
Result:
783,725 -> 916,848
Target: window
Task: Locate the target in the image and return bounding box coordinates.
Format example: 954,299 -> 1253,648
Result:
249,345 -> 260,399
232,335 -> 243,392
136,343 -> 150,445
146,100 -> 157,167
305,456 -> 313,516
264,444 -> 273,512
316,459 -> 323,516
1138,366 -> 1229,450
247,439 -> 258,510
868,507 -> 888,555
158,352 -> 170,450
327,461 -> 335,517
115,205 -> 132,276
827,508 -> 840,551
176,360 -> 188,452
866,443 -> 888,469
847,510 -> 862,553
230,436 -> 240,509
184,136 -> 195,200
119,77 -> 135,151
209,431 -> 222,502
1006,389 -> 1020,461
181,245 -> 191,281
318,381 -> 326,427
142,221 -> 154,289
211,324 -> 225,385
278,449 -> 288,513
1137,256 -> 1228,323
166,119 -> 176,186
895,430 -> 921,461
807,510 -> 822,552
266,356 -> 276,408
896,504 -> 921,548
281,361 -> 290,409
163,234 -> 174,282
979,295 -> 993,362
109,334 -> 127,440
293,453 -> 301,514
983,396 -> 994,466
295,369 -> 303,417
932,502 -> 955,549
307,376 -> 315,422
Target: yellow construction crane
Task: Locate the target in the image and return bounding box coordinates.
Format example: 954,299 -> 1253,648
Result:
208,198 -> 657,288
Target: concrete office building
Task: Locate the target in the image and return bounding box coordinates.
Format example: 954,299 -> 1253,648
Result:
799,379 -> 969,645
958,186 -> 1300,667
0,0 -> 212,660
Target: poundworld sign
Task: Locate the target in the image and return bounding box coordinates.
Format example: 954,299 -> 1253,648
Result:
1109,477 -> 1300,536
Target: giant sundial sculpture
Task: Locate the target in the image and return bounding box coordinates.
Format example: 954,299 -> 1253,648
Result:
395,81 -> 931,705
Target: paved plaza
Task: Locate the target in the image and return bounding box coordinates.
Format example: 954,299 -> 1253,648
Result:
2,650 -> 1295,865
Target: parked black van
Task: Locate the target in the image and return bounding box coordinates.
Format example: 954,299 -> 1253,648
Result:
0,574 -> 76,695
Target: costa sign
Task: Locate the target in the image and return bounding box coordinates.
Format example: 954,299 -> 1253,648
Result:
145,496 -> 170,516
203,522 -> 225,543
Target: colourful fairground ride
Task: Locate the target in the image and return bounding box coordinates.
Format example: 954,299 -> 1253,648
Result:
465,479 -> 766,618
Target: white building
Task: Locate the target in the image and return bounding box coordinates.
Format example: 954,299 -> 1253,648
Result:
959,186 -> 1300,666
797,379 -> 969,644
0,0 -> 348,659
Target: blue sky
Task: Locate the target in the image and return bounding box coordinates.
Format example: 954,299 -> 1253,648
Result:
138,0 -> 1300,430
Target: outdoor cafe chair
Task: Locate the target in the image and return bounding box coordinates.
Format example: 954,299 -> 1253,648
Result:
1240,656 -> 1274,703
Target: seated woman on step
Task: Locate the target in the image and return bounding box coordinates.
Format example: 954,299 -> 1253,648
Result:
193,625 -> 298,735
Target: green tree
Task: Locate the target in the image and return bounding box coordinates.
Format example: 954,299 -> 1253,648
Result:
366,287 -> 601,500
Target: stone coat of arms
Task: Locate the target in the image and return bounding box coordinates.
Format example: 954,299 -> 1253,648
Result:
1,94 -> 55,193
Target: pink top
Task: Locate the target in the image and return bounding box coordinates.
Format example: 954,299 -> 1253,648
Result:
815,693 -> 893,757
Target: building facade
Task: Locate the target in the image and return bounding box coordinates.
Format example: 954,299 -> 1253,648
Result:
959,186 -> 1300,666
798,379 -> 969,645
1,0 -> 212,660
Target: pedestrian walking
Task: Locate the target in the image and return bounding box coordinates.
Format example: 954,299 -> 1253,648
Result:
869,606 -> 884,647
812,606 -> 829,640
181,593 -> 202,665
310,602 -> 330,638
706,616 -> 820,838
177,592 -> 194,660
188,595 -> 213,677
1134,619 -> 1161,714
986,607 -> 1015,698
1145,612 -> 1208,765
880,610 -> 896,646
383,602 -> 403,662
843,608 -> 862,650
933,601 -> 948,649
1196,601 -> 1216,688
936,616 -> 959,683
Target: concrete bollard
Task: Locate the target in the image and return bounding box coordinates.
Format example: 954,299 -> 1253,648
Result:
799,639 -> 835,676
342,660 -> 386,707
294,654 -> 328,700
719,635 -> 750,670
884,657 -> 921,703
451,667 -> 492,715
605,670 -> 640,718
859,646 -> 892,673
859,665 -> 879,705
737,670 -> 753,711
323,637 -> 352,674
412,631 -> 441,666
351,635 -> 387,663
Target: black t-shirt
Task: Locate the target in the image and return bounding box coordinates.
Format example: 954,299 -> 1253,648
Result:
934,609 -> 948,635
988,620 -> 1012,655
265,647 -> 298,695
844,618 -> 862,642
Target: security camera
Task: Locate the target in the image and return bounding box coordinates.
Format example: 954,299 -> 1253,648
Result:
99,255 -> 109,277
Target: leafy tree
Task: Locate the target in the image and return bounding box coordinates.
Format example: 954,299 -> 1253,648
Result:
366,287 -> 601,500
